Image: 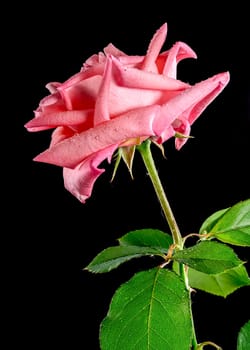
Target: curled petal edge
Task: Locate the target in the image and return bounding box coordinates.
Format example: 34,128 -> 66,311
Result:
63,144 -> 117,203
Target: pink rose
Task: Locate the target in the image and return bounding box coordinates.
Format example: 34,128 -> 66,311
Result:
25,23 -> 229,203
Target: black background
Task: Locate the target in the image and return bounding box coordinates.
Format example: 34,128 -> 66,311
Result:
10,1 -> 250,349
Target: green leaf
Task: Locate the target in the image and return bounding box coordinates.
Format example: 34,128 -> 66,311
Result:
200,199 -> 250,246
211,199 -> 250,246
119,228 -> 172,253
199,208 -> 228,234
173,241 -> 243,274
188,264 -> 250,297
100,268 -> 192,350
237,320 -> 250,350
85,246 -> 165,273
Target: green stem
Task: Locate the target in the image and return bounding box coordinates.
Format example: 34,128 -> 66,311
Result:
137,139 -> 198,349
137,140 -> 182,248
191,306 -> 198,349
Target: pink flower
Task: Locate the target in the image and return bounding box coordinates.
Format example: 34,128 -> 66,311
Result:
25,23 -> 229,203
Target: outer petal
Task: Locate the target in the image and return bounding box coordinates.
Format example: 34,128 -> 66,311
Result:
153,72 -> 230,143
111,56 -> 190,90
185,72 -> 230,125
58,75 -> 102,110
63,144 -> 117,203
93,56 -> 112,125
46,82 -> 61,93
104,44 -> 145,68
162,41 -> 197,78
35,91 -> 65,116
103,43 -> 127,57
50,126 -> 76,146
33,105 -> 161,168
106,57 -> 189,117
24,109 -> 94,132
173,118 -> 191,150
141,23 -> 168,72
83,51 -> 106,68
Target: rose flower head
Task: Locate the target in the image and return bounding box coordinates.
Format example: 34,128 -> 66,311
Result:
25,23 -> 230,203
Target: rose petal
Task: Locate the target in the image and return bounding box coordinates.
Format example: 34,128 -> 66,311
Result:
141,23 -> 168,72
82,52 -> 106,69
173,118 -> 191,150
33,105 -> 161,168
46,82 -> 61,94
186,72 -> 230,125
105,57 -> 189,116
104,43 -> 127,57
63,144 -> 117,203
111,56 -> 189,90
58,75 -> 102,110
93,56 -> 112,125
162,41 -> 197,78
24,109 -> 94,132
117,55 -> 144,67
50,126 -> 76,146
153,71 -> 230,143
35,91 -> 65,116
